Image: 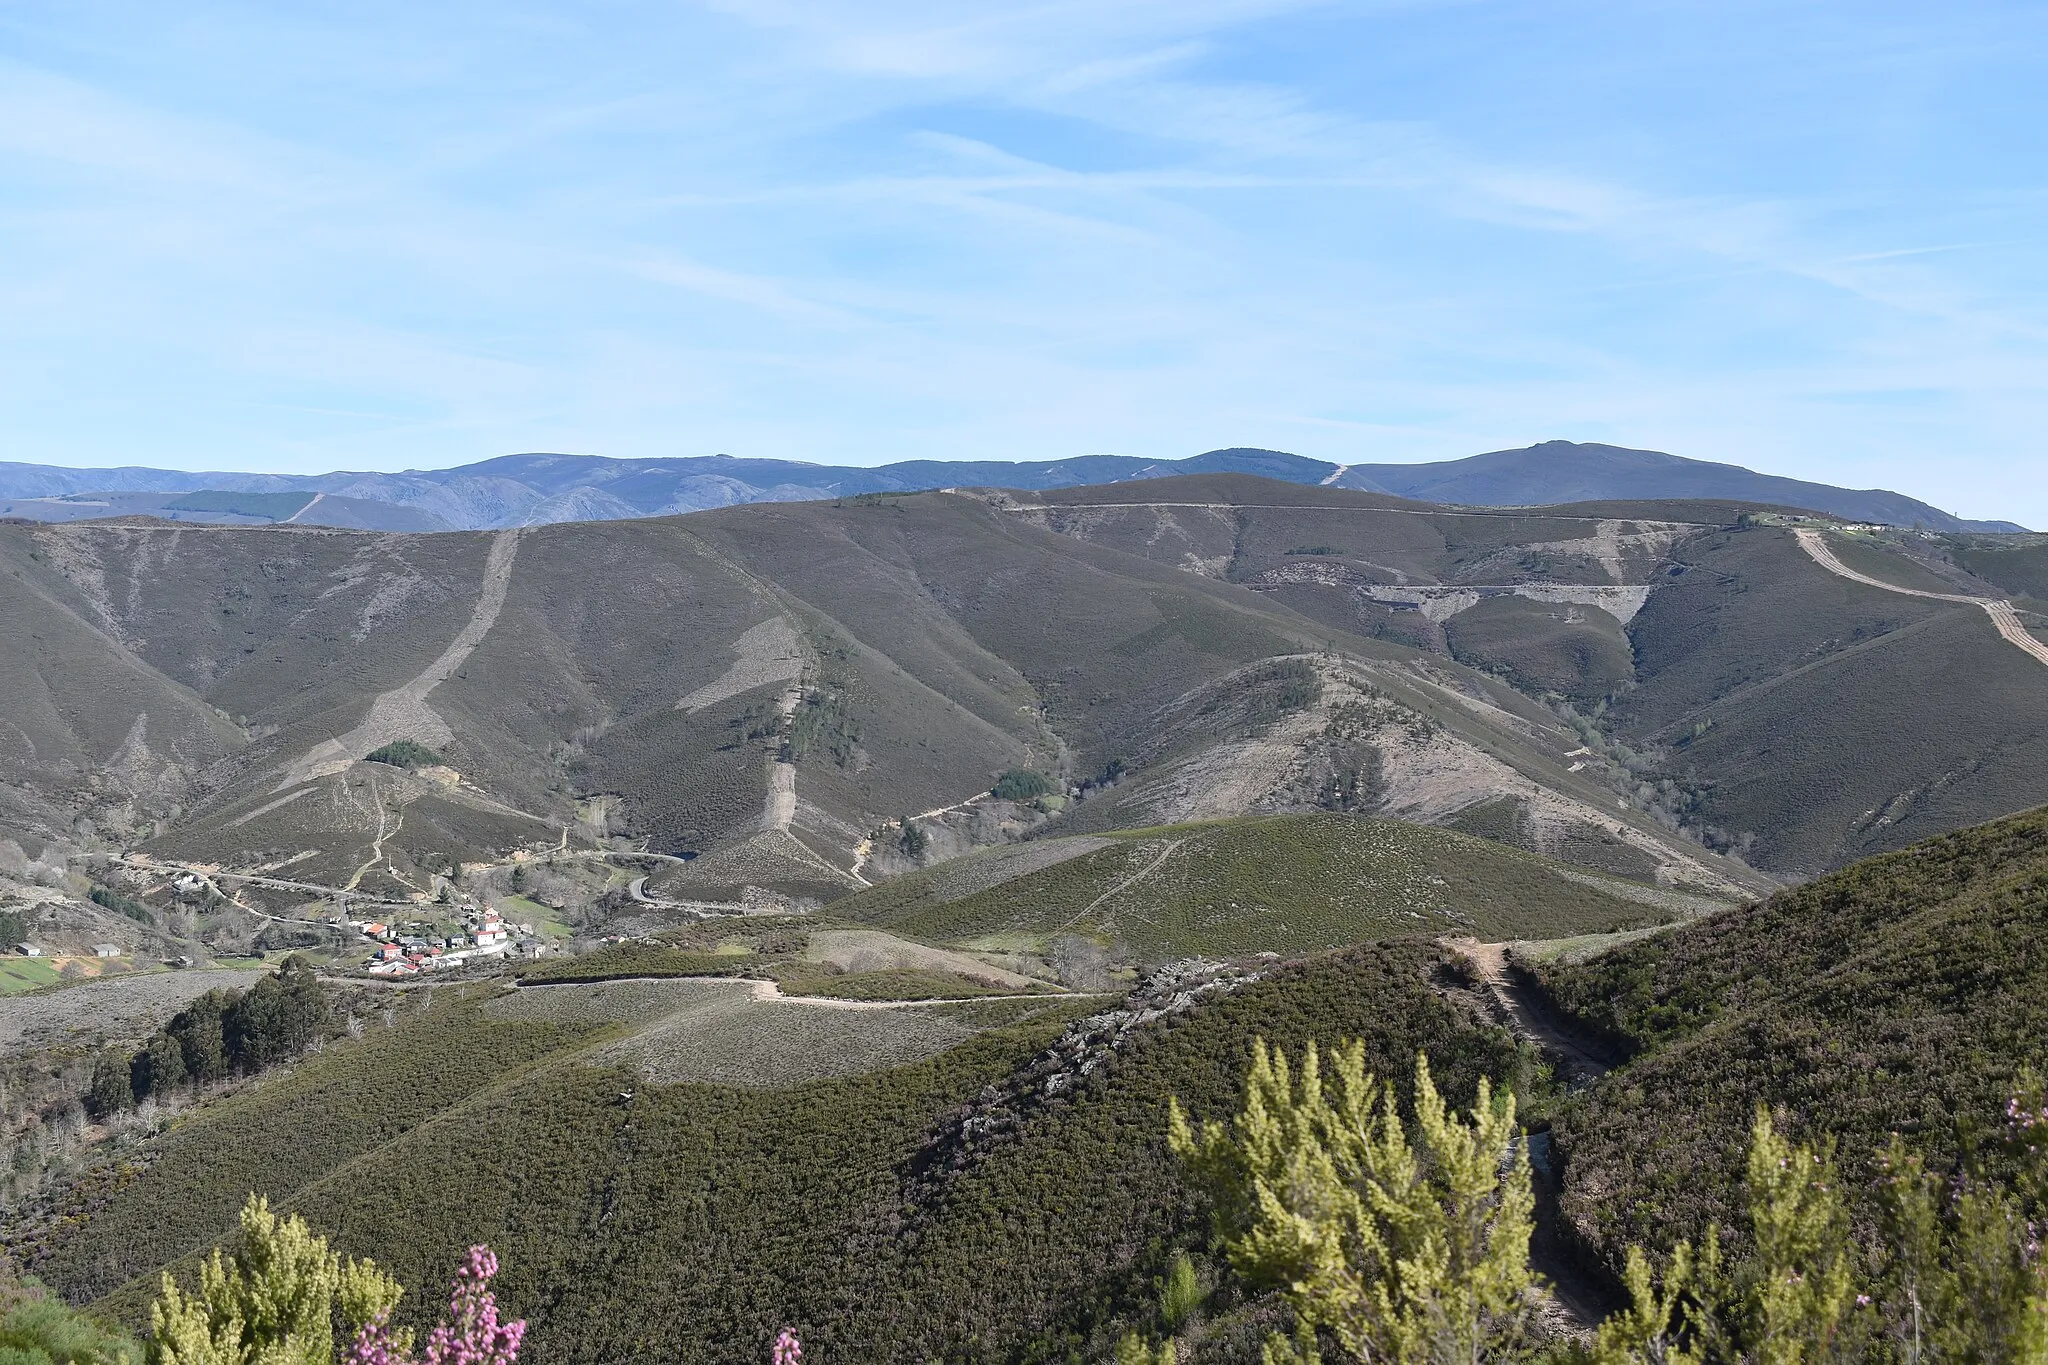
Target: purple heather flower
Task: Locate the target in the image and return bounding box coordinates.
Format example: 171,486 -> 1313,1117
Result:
349,1245 -> 525,1365
772,1328 -> 803,1365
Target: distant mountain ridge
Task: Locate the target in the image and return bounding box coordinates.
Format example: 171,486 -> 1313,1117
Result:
0,440 -> 2022,533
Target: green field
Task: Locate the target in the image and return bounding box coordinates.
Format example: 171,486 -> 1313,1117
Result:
0,958 -> 60,994
499,894 -> 572,937
836,812 -> 1674,959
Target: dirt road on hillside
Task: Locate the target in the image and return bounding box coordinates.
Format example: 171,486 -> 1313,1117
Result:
1794,528 -> 2048,670
511,974 -> 1095,1011
1448,939 -> 1614,1086
1441,939 -> 1621,1332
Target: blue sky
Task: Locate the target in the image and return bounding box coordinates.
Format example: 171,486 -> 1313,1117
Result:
2,1 -> 2044,523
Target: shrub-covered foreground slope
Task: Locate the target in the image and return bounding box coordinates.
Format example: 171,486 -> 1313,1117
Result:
31,947 -> 1524,1364
1535,804 -> 2048,1273
836,812 -> 1689,960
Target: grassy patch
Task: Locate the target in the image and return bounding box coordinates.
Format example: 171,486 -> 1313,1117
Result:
0,959 -> 60,995
837,812 -> 1660,960
499,895 -> 570,937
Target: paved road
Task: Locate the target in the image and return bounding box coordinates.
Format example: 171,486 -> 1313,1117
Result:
1794,527 -> 2048,670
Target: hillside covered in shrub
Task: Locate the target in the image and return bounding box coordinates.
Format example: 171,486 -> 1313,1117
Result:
27,945 -> 1525,1364
1537,804 -> 2048,1272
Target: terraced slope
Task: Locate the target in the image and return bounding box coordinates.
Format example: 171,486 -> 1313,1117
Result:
1530,805 -> 2048,1273
1012,477 -> 2048,874
835,812 -> 1704,960
29,946 -> 1524,1364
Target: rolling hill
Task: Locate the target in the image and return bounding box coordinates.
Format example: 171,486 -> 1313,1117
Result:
0,440 -> 2018,532
829,813 -> 1704,964
1,481 -> 1789,949
1324,440 -> 2025,532
1003,477 -> 2048,875
3,467 -> 2044,995
1526,804 -> 2048,1277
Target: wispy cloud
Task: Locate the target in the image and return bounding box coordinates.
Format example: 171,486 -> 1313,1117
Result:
0,0 -> 2044,524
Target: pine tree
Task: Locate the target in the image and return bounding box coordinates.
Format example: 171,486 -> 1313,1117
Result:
1169,1044 -> 1537,1365
148,1195 -> 402,1365
85,1058 -> 133,1119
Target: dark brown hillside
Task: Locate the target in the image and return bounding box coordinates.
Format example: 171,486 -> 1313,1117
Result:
0,532 -> 246,844
1950,534 -> 2048,600
6,490 -> 1754,902
3,478 -> 2040,897
680,492 -> 1313,767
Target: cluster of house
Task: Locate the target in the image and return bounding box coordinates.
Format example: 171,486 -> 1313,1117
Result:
352,905 -> 541,976
11,942 -> 122,959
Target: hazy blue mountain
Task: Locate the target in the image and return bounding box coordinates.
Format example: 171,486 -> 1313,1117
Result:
1331,440 -> 2024,532
0,441 -> 2022,532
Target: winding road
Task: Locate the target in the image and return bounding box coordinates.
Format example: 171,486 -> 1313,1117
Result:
1794,528 -> 2048,670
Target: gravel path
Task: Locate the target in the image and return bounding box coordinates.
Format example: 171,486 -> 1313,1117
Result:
1794,527 -> 2048,670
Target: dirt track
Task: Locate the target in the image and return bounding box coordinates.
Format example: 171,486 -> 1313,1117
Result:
1440,938 -> 1620,1332
1794,528 -> 2048,670
511,973 -> 1093,1012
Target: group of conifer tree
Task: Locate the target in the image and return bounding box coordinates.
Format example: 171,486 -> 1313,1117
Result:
85,956 -> 329,1117
1145,1041 -> 2048,1364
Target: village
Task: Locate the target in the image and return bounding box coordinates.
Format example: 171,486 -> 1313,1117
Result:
351,903 -> 545,977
